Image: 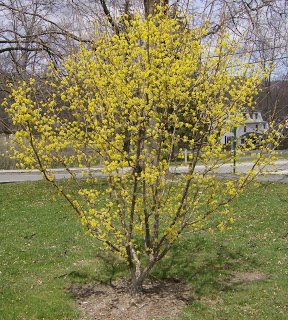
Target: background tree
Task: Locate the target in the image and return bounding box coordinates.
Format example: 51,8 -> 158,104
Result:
1,0 -> 288,135
5,10 -> 279,293
197,0 -> 288,122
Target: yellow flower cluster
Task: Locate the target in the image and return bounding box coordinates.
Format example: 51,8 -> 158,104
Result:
4,10 -> 279,266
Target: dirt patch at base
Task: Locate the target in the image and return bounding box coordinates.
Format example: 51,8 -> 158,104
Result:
69,278 -> 195,320
227,271 -> 268,285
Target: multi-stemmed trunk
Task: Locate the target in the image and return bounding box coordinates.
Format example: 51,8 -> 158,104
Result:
128,257 -> 158,294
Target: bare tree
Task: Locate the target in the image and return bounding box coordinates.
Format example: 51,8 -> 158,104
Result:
1,0 -> 288,133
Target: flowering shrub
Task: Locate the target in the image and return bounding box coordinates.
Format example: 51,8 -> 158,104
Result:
4,10 -> 279,292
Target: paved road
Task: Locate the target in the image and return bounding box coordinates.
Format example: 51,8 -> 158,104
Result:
0,168 -> 106,184
171,159 -> 288,174
1,160 -> 288,183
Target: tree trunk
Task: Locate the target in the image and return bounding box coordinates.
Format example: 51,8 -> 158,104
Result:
129,257 -> 156,294
130,274 -> 145,294
144,0 -> 169,18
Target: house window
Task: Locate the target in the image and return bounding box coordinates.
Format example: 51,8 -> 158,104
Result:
263,123 -> 266,129
254,113 -> 258,120
255,124 -> 258,131
244,126 -> 246,133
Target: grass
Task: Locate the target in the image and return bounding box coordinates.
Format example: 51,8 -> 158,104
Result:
156,182 -> 288,319
0,181 -> 124,320
0,180 -> 287,319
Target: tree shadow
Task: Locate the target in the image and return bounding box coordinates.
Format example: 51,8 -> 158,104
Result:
152,234 -> 262,296
62,233 -> 264,300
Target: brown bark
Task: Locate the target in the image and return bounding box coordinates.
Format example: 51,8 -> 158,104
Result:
144,0 -> 169,18
129,257 -> 156,294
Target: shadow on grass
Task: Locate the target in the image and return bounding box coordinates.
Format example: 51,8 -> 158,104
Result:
151,234 -> 262,296
63,233 -> 264,300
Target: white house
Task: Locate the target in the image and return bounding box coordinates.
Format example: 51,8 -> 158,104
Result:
221,111 -> 268,146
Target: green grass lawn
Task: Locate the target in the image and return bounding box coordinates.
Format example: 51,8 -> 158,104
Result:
0,181 -> 287,319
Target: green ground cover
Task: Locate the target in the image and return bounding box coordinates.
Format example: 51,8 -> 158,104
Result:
0,180 -> 287,319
